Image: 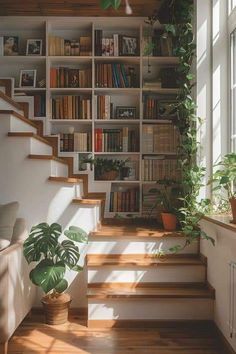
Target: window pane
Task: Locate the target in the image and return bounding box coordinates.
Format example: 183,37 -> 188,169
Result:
231,30 -> 236,151
229,0 -> 236,13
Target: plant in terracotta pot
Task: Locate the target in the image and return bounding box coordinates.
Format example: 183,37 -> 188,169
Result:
149,179 -> 182,231
209,153 -> 236,223
23,222 -> 88,325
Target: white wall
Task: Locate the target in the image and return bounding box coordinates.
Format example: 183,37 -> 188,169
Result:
200,220 -> 236,351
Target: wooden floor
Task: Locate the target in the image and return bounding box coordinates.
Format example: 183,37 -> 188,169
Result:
8,313 -> 227,354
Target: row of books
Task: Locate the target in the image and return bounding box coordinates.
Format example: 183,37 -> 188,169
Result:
142,185 -> 160,218
95,63 -> 137,88
50,67 -> 91,88
48,35 -> 92,56
110,188 -> 140,212
142,124 -> 180,154
143,98 -> 177,120
94,127 -> 138,152
51,96 -> 91,120
95,30 -> 139,57
33,94 -> 46,117
94,95 -> 113,120
142,157 -> 181,181
60,132 -> 92,152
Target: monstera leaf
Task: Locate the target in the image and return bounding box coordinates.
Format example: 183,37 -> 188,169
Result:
55,279 -> 68,293
56,240 -> 80,269
100,0 -> 121,10
64,226 -> 88,244
30,259 -> 65,294
23,223 -> 62,263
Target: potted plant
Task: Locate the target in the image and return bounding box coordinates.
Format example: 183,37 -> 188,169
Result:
209,153 -> 236,222
149,179 -> 182,231
23,222 -> 88,325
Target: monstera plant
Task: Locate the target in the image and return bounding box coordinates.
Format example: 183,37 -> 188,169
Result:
23,222 -> 88,324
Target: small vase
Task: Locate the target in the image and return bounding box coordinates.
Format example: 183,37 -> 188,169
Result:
230,197 -> 236,223
161,213 -> 177,231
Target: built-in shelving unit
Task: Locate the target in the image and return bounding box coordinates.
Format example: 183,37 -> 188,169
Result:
0,17 -> 181,218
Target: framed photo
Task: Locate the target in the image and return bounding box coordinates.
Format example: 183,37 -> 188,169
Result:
116,106 -> 136,119
19,69 -> 37,88
26,39 -> 42,56
121,36 -> 138,56
158,100 -> 178,119
4,36 -> 19,56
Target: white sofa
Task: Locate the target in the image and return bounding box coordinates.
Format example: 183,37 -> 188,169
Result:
0,218 -> 36,354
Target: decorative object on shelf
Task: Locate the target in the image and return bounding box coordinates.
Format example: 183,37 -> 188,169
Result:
121,36 -> 138,56
23,222 -> 88,325
3,36 -> 19,56
84,156 -> 129,181
209,153 -> 236,223
26,39 -> 42,56
149,179 -> 182,231
158,100 -> 178,119
116,106 -> 136,119
19,69 -> 36,88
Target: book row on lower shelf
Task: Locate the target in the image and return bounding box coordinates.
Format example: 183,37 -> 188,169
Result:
48,35 -> 92,56
51,96 -> 91,120
110,187 -> 139,213
142,157 -> 181,182
94,127 -> 139,153
95,63 -> 138,88
50,67 -> 92,88
60,132 -> 92,152
142,124 -> 180,154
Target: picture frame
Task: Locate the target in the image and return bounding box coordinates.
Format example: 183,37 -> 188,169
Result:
121,36 -> 138,56
3,36 -> 19,56
19,69 -> 37,88
116,106 -> 136,119
158,100 -> 178,119
26,39 -> 42,56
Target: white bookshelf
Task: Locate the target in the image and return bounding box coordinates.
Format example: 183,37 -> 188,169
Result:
0,17 -> 180,218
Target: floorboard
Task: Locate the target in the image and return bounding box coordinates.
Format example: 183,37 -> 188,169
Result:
7,313 -> 227,354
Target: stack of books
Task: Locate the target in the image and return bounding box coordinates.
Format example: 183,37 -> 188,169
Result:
74,132 -> 92,152
52,96 -> 91,120
94,127 -> 138,152
60,133 -> 74,152
95,63 -> 137,88
94,95 -> 113,120
33,94 -> 45,117
142,124 -> 180,154
110,187 -> 139,212
50,67 -> 92,88
143,97 -> 159,119
142,157 -> 181,181
48,36 -> 92,56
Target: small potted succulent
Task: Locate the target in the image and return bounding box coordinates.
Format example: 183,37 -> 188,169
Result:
23,222 -> 88,325
209,153 -> 236,222
149,179 -> 182,231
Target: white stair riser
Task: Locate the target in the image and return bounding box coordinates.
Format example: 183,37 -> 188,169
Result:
10,115 -> 37,133
88,239 -> 198,255
51,160 -> 68,177
0,97 -> 23,114
88,299 -> 214,320
88,265 -> 206,283
30,138 -> 52,155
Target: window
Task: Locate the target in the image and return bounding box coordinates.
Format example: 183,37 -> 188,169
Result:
231,29 -> 236,151
229,0 -> 236,13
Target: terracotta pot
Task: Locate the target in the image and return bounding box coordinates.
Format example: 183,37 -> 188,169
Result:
161,212 -> 177,231
41,293 -> 71,325
230,197 -> 236,223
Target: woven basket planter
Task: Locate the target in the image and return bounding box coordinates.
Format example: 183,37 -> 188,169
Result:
41,293 -> 71,325
96,170 -> 119,181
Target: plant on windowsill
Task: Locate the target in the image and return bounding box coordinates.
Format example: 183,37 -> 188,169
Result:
149,179 -> 183,231
23,223 -> 88,325
208,153 -> 236,223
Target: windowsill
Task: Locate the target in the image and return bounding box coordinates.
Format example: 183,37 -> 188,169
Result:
203,214 -> 236,233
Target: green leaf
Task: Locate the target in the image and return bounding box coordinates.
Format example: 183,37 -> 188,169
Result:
64,226 -> 88,243
100,0 -> 112,10
29,260 -> 65,293
72,265 -> 84,272
56,240 -> 80,269
23,223 -> 62,263
113,0 -> 121,9
54,279 -> 68,293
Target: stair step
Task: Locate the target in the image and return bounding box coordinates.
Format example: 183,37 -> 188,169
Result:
0,110 -> 37,130
87,254 -> 206,267
0,91 -> 22,111
28,154 -> 68,165
8,132 -> 52,147
48,176 -> 83,184
87,283 -> 215,299
73,198 -> 104,205
90,224 -> 184,239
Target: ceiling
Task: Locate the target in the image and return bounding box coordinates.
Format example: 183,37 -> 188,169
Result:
0,0 -> 163,17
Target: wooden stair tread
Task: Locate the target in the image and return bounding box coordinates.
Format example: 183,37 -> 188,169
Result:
48,176 -> 83,184
8,132 -> 52,146
0,109 -> 37,129
87,254 -> 206,267
0,91 -> 22,110
87,284 -> 215,299
28,154 -> 68,165
90,225 -> 184,238
73,198 -> 104,205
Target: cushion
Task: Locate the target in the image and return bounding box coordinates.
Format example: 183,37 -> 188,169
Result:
0,238 -> 10,250
0,202 -> 19,242
11,218 -> 27,243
